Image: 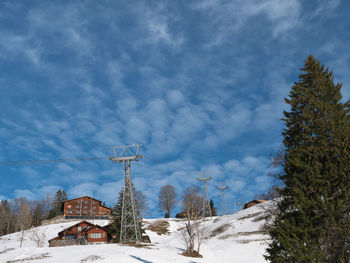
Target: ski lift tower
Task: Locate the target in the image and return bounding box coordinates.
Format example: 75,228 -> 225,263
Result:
110,144 -> 143,243
217,185 -> 228,216
196,173 -> 212,218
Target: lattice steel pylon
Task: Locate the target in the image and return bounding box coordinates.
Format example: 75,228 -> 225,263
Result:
217,185 -> 228,216
196,174 -> 212,218
110,144 -> 143,243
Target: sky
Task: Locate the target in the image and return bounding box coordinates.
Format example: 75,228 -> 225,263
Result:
1,0 -> 350,218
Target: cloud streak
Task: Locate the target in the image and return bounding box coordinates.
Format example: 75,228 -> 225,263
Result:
0,1 -> 349,217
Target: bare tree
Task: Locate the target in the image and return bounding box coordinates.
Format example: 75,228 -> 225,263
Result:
43,193 -> 53,219
31,200 -> 45,227
135,190 -> 149,217
15,198 -> 32,230
182,186 -> 202,220
179,214 -> 206,257
29,226 -> 47,247
0,200 -> 11,236
159,185 -> 177,218
178,186 -> 207,257
194,219 -> 206,253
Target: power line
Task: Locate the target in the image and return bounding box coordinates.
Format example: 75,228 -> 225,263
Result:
0,157 -> 110,166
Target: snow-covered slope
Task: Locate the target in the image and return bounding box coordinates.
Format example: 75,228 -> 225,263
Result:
0,201 -> 272,263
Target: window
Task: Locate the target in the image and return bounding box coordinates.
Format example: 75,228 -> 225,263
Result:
90,233 -> 103,239
84,201 -> 89,204
84,206 -> 89,209
68,210 -> 73,214
77,227 -> 81,231
92,206 -> 96,210
76,205 -> 80,209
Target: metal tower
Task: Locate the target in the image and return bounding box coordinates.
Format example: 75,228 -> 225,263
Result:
110,144 -> 143,243
236,200 -> 244,211
196,174 -> 212,218
217,185 -> 228,216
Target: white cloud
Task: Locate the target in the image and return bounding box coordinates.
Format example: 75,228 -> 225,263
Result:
192,0 -> 301,46
144,6 -> 184,48
166,90 -> 186,107
313,0 -> 341,17
68,182 -> 99,198
14,189 -> 36,200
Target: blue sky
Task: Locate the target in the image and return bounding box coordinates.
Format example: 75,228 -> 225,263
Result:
1,0 -> 349,217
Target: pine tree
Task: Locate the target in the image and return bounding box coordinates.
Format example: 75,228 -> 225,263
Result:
209,199 -> 217,216
50,189 -> 68,217
110,190 -> 123,242
109,186 -> 145,243
265,55 -> 350,262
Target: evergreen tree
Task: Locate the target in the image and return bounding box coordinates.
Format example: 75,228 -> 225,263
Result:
265,55 -> 350,262
49,189 -> 68,218
109,185 -> 145,243
209,199 -> 217,216
110,190 -> 123,242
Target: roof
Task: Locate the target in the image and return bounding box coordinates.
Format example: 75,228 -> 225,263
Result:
48,236 -> 62,242
243,200 -> 266,209
100,205 -> 112,211
81,224 -> 107,234
63,196 -> 102,204
57,220 -> 95,235
246,200 -> 265,204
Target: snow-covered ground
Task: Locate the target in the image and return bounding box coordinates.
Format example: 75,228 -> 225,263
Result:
0,201 -> 272,263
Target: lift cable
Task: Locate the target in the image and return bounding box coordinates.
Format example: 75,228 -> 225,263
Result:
0,157 -> 110,166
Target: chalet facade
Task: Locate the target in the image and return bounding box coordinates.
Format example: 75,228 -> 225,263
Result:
63,196 -> 112,219
48,221 -> 111,247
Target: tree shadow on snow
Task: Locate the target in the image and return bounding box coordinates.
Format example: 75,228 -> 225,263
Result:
130,255 -> 153,263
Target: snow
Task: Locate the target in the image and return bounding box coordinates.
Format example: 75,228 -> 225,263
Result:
0,202 -> 272,263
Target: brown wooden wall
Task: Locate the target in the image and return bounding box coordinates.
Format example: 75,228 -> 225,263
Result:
86,227 -> 107,243
63,196 -> 111,217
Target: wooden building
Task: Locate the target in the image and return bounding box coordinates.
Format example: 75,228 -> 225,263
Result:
243,200 -> 265,209
48,221 -> 111,247
63,196 -> 112,219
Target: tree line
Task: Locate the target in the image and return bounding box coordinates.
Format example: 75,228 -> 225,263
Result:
0,189 -> 67,236
158,184 -> 217,219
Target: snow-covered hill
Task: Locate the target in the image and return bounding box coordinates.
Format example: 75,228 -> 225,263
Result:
0,201 -> 272,263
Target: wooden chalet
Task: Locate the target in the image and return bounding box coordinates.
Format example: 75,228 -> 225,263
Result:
243,200 -> 265,209
48,221 -> 111,247
63,196 -> 112,219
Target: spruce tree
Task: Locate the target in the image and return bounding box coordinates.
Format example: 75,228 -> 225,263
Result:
110,190 -> 123,242
109,186 -> 145,243
265,55 -> 350,262
48,189 -> 68,219
209,199 -> 217,216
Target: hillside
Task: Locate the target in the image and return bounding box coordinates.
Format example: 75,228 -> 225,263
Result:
0,201 -> 273,263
